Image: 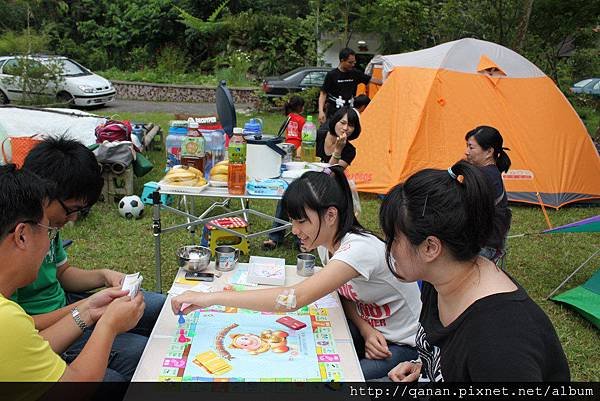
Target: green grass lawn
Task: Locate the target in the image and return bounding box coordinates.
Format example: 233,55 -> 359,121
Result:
62,110 -> 599,381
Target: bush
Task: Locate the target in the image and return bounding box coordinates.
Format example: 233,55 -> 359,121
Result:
0,30 -> 50,54
213,49 -> 253,86
255,87 -> 320,114
99,67 -> 219,86
156,45 -> 190,75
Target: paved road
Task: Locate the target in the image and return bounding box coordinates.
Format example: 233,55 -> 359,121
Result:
99,99 -> 253,115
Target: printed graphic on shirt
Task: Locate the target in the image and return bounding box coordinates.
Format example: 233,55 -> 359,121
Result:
416,323 -> 443,382
338,283 -> 392,328
287,121 -> 300,139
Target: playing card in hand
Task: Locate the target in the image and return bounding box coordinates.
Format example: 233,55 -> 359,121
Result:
121,272 -> 143,298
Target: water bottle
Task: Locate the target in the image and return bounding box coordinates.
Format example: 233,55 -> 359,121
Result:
201,130 -> 226,179
165,126 -> 187,169
212,130 -> 226,165
228,127 -> 246,195
301,115 -> 317,162
132,124 -> 144,143
243,118 -> 263,138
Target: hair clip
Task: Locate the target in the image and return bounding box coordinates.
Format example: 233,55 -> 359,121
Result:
322,167 -> 333,176
447,167 -> 457,179
421,193 -> 429,217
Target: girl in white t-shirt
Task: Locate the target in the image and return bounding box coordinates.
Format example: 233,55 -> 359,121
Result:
172,166 -> 422,380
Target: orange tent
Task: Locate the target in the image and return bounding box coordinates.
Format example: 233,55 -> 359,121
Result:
346,38 -> 600,208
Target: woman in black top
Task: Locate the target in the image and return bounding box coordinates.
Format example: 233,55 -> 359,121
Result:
316,106 -> 360,169
464,126 -> 512,263
378,161 -> 569,382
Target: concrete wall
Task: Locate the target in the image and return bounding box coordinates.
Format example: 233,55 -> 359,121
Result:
112,80 -> 260,105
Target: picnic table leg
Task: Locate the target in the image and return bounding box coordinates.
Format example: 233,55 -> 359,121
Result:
152,191 -> 163,293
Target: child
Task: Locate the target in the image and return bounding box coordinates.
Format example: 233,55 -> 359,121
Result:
283,95 -> 305,156
262,95 -> 306,250
379,160 -> 569,381
173,166 -> 422,380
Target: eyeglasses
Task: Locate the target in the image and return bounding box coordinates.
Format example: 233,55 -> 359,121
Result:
8,220 -> 60,242
58,199 -> 91,217
345,59 -> 357,65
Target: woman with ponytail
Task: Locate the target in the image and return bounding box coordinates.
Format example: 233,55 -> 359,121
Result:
464,126 -> 512,263
173,166 -> 422,380
379,161 -> 569,382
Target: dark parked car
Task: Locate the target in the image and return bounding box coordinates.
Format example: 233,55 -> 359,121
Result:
261,67 -> 330,98
570,78 -> 600,97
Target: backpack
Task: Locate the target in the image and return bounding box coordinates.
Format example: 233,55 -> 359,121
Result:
95,120 -> 132,143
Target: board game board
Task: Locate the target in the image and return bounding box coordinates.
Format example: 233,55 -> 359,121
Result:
159,305 -> 344,382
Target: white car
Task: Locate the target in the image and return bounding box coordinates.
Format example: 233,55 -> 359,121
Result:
0,55 -> 116,107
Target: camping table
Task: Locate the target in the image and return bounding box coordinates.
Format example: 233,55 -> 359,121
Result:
131,263 -> 365,382
151,186 -> 291,293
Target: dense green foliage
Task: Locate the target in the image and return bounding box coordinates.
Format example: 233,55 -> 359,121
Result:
1,0 -> 597,89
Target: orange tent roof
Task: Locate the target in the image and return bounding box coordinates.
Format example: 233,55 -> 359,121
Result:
348,39 -> 600,208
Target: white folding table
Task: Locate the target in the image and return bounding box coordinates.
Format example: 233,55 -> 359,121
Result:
151,185 -> 291,293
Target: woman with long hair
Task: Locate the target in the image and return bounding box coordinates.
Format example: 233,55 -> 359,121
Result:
378,161 -> 569,381
173,166 -> 422,380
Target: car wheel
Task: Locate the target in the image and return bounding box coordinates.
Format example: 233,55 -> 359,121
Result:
57,91 -> 74,107
0,90 -> 8,105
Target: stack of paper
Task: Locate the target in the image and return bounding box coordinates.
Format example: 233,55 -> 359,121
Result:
247,256 -> 286,286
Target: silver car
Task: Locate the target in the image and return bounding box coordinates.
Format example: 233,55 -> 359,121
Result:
569,78 -> 600,97
0,55 -> 116,107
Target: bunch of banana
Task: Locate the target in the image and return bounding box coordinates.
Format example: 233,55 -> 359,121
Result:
210,160 -> 229,182
163,166 -> 207,187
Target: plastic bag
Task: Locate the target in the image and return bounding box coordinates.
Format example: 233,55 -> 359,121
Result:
94,141 -> 135,171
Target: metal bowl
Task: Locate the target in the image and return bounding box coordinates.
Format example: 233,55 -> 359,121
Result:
176,245 -> 212,272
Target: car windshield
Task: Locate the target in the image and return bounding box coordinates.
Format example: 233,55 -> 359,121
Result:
280,67 -> 306,79
43,59 -> 91,77
574,79 -> 593,87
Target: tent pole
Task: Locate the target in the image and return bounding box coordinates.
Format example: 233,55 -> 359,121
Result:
536,192 -> 553,229
546,248 -> 600,299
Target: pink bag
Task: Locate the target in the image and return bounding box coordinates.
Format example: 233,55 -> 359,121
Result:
95,120 -> 132,143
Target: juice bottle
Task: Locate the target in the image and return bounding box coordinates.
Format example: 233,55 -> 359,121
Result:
181,120 -> 205,173
228,127 -> 246,195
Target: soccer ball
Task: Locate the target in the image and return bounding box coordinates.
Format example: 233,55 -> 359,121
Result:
118,195 -> 144,219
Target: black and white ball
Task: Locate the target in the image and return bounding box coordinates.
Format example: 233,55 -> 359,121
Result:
118,195 -> 144,219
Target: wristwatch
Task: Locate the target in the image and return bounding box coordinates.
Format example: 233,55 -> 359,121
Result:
71,307 -> 88,332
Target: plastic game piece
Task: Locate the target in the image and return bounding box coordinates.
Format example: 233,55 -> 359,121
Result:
178,312 -> 185,325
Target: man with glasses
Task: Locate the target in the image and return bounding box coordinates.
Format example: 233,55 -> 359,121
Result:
0,164 -> 145,383
12,137 -> 165,381
318,47 -> 382,124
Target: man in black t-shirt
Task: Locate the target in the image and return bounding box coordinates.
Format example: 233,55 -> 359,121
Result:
318,48 -> 381,124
